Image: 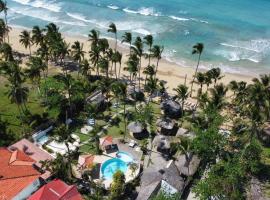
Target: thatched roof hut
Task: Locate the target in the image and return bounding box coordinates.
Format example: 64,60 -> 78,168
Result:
175,154 -> 200,177
156,118 -> 177,135
160,100 -> 182,119
153,135 -> 171,154
128,122 -> 148,139
176,128 -> 195,139
127,86 -> 144,101
136,161 -> 185,200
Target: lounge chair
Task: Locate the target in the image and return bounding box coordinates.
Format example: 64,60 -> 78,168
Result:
129,140 -> 136,148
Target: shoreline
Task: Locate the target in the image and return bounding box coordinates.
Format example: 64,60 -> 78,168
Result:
9,26 -> 255,93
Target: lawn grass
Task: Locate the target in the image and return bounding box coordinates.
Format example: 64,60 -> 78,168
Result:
0,83 -> 58,140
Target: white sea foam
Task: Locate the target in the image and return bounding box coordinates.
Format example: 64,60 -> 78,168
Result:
133,28 -> 151,35
169,15 -> 190,21
11,0 -> 61,12
66,12 -> 91,23
190,18 -> 209,24
217,39 -> 270,63
107,5 -> 119,10
123,7 -> 160,17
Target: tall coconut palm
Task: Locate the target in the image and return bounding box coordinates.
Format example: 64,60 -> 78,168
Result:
124,54 -> 138,83
71,41 -> 85,76
111,81 -> 128,139
121,32 -> 132,55
195,72 -> 205,92
190,43 -> 204,97
151,45 -> 163,78
143,64 -> 155,85
143,34 -> 153,66
89,45 -> 101,76
31,25 -> 44,46
53,124 -> 74,180
88,29 -> 100,48
19,30 -> 32,55
79,59 -> 92,77
131,37 -> 143,90
209,83 -> 228,110
174,84 -> 189,115
108,22 -> 117,51
111,50 -> 122,80
0,42 -> 13,61
0,0 -> 9,43
0,19 -> 8,44
209,67 -> 223,86
117,51 -> 123,79
204,70 -> 212,91
25,56 -> 46,94
144,76 -> 159,104
98,57 -> 109,79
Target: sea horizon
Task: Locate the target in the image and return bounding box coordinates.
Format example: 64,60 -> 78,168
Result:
4,0 -> 270,76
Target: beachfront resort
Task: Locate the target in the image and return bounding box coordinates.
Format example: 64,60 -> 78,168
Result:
0,1 -> 270,200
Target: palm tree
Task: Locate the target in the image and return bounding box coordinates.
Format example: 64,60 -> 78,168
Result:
144,76 -> 159,104
143,34 -> 153,66
31,25 -> 44,46
19,30 -> 32,55
111,50 -> 122,79
190,43 -> 204,97
195,72 -> 205,92
124,54 -> 138,83
111,81 -> 128,139
174,84 -> 189,115
209,83 -> 228,110
71,41 -> 85,76
204,70 -> 212,91
25,56 -> 46,94
89,128 -> 101,154
0,0 -> 9,43
175,136 -> 192,176
121,32 -> 132,55
7,84 -> 29,115
0,19 -> 8,44
143,64 -> 155,85
108,23 -> 117,51
151,45 -> 163,77
79,59 -> 91,77
209,67 -> 223,86
0,42 -> 13,61
131,37 -> 143,90
89,45 -> 101,76
88,29 -> 100,48
98,57 -> 109,79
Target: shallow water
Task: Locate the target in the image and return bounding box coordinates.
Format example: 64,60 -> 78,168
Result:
5,0 -> 270,75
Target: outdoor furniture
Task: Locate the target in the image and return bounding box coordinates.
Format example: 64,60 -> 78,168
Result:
87,118 -> 95,126
129,140 -> 136,148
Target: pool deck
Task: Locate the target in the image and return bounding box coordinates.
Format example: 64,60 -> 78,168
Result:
91,138 -> 142,188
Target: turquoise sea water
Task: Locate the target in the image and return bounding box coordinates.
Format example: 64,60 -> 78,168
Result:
5,0 -> 270,75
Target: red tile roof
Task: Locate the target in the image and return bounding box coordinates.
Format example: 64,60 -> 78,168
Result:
9,139 -> 53,168
28,179 -> 83,200
0,148 -> 41,200
100,136 -> 113,147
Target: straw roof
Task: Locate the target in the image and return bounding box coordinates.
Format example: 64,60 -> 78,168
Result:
176,128 -> 195,139
156,118 -> 175,130
175,154 -> 200,176
128,122 -> 143,133
153,135 -> 171,151
161,100 -> 181,112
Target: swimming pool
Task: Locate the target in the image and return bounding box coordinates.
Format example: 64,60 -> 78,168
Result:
101,152 -> 134,180
36,135 -> 49,145
117,151 -> 133,163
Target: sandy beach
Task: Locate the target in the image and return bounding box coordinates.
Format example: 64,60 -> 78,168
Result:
9,27 -> 254,94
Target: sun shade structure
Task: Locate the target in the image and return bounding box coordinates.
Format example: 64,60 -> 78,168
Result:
128,122 -> 149,139
28,179 -> 82,200
160,100 -> 182,119
0,148 -> 41,200
156,118 -> 177,135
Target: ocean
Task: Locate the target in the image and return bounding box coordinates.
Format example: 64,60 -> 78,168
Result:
4,0 -> 270,75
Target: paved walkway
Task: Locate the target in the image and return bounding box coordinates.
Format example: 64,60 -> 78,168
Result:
79,106 -> 133,146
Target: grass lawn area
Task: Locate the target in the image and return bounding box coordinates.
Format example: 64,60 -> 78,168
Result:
0,83 -> 58,140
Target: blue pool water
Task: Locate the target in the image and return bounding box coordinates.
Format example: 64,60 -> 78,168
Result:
101,151 -> 133,180
36,135 -> 49,145
101,158 -> 128,180
117,151 -> 133,163
4,0 -> 270,75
